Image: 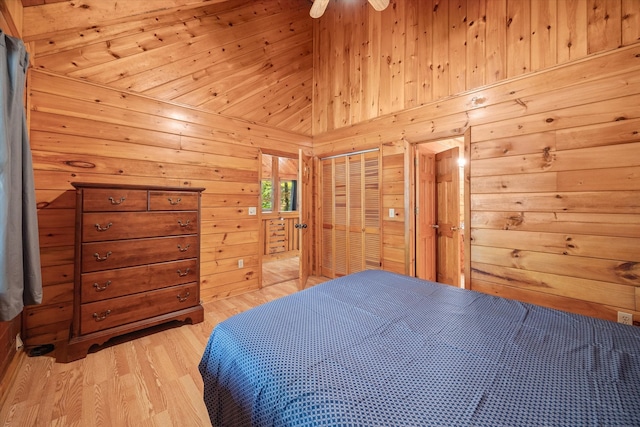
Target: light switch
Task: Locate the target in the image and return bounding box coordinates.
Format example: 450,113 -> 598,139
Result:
389,208 -> 395,218
248,207 -> 257,215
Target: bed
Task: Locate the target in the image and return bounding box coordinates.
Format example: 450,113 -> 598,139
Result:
199,270 -> 640,426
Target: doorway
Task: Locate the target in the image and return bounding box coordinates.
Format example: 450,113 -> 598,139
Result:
259,149 -> 313,289
260,152 -> 300,287
415,137 -> 466,287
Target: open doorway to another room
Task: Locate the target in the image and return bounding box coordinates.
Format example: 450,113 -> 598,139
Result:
415,137 -> 466,288
261,153 -> 300,286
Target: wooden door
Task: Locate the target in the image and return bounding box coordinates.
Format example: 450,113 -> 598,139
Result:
320,151 -> 381,278
298,149 -> 312,289
435,147 -> 460,286
416,147 -> 436,281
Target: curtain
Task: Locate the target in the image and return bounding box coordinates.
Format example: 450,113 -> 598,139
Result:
0,30 -> 42,321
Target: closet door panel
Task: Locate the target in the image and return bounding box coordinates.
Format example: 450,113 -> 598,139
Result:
320,152 -> 381,277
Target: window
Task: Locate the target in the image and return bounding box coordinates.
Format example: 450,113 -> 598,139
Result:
261,154 -> 298,213
261,179 -> 273,211
280,180 -> 297,212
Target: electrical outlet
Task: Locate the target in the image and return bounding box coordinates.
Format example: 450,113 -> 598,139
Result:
618,311 -> 633,325
248,207 -> 257,216
238,259 -> 244,268
389,208 -> 395,218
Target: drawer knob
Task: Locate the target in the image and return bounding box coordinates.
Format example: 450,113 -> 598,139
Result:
168,197 -> 182,206
178,219 -> 191,228
177,291 -> 190,302
108,196 -> 126,205
177,244 -> 190,252
94,222 -> 113,232
93,280 -> 112,291
177,268 -> 191,277
92,310 -> 111,321
93,251 -> 112,262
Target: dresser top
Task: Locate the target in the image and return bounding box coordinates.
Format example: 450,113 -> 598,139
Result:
71,182 -> 205,192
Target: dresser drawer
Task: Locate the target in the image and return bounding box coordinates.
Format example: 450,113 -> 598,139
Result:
149,191 -> 199,211
83,188 -> 148,212
82,235 -> 198,272
80,259 -> 198,303
82,211 -> 198,242
79,282 -> 199,335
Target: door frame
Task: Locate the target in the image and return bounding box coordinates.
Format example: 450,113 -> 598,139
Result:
258,148 -> 307,288
411,130 -> 471,288
298,148 -> 313,289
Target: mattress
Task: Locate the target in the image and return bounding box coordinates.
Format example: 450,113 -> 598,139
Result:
199,270 -> 640,426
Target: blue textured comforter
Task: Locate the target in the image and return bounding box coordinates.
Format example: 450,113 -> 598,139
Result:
199,270 -> 640,426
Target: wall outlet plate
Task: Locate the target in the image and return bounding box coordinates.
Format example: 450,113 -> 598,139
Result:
618,311 -> 633,325
248,207 -> 257,215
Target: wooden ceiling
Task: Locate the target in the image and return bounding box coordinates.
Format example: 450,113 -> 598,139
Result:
22,0 -> 314,135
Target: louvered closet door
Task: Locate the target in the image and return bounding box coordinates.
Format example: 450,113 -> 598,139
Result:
321,152 -> 381,278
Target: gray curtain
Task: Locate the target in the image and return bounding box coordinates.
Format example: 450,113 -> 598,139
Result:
0,30 -> 42,321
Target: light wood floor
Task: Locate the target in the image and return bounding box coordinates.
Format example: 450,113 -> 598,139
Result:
262,256 -> 299,287
0,275 -> 328,427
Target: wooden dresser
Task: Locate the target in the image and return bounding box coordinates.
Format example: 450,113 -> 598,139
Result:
61,183 -> 205,362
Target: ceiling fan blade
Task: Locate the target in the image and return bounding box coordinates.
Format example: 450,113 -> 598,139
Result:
367,0 -> 390,12
310,0 -> 330,18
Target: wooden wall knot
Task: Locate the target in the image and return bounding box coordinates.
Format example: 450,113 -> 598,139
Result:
69,3 -> 91,10
471,96 -> 487,106
565,235 -> 576,250
542,146 -> 555,165
65,160 -> 96,169
506,213 -> 524,228
615,262 -> 639,281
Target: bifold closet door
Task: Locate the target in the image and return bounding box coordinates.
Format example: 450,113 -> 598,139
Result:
321,151 -> 381,278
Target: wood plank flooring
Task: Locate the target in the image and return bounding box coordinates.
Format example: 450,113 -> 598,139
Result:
0,275 -> 328,427
262,256 -> 299,287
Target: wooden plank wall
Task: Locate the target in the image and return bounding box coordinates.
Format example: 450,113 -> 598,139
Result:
382,141 -> 410,274
22,0 -> 313,135
312,0 -> 640,134
314,41 -> 640,322
0,0 -> 23,37
469,81 -> 640,321
26,70 -> 310,346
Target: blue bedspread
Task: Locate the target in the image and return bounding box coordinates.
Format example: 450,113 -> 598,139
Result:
199,270 -> 640,426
